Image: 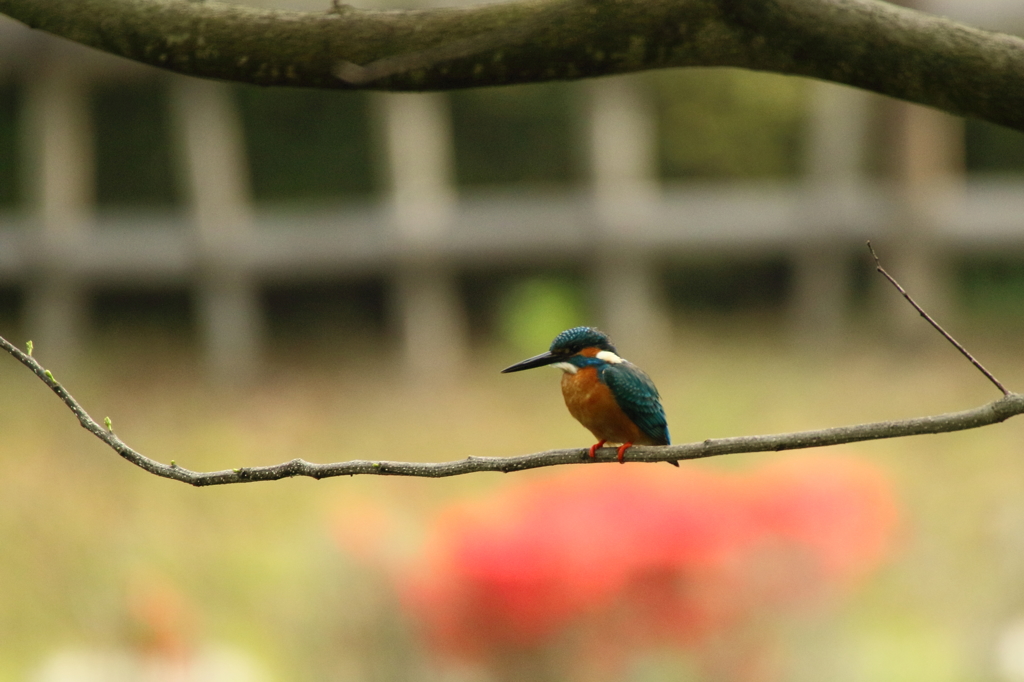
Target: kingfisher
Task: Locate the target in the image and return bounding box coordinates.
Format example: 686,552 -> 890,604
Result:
502,327 -> 675,465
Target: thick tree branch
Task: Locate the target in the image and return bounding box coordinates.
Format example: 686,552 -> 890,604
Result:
1,331 -> 1022,486
1,0 -> 1024,131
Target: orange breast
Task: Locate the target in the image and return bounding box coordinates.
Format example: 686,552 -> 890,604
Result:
561,368 -> 650,445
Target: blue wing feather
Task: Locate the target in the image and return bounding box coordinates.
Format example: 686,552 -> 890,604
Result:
598,362 -> 670,445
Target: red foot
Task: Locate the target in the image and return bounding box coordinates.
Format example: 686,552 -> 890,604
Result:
616,443 -> 634,463
588,440 -> 607,459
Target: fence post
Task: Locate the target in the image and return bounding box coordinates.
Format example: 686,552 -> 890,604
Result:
169,76 -> 263,383
880,99 -> 963,343
376,92 -> 467,380
587,77 -> 667,362
22,55 -> 92,369
792,81 -> 871,348
876,0 -> 964,344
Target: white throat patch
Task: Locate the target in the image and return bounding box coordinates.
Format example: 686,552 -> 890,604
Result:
595,350 -> 624,364
551,362 -> 578,374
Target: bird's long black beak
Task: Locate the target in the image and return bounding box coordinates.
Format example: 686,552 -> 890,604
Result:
501,351 -> 561,373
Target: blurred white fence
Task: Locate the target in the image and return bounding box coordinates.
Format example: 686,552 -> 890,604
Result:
0,1 -> 1022,380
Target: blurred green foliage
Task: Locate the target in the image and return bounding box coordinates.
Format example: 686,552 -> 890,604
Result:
90,289 -> 194,338
459,269 -> 589,346
497,275 -> 588,353
652,69 -> 807,179
0,83 -> 20,207
958,258 -> 1024,322
235,87 -> 376,204
0,69 -> 1023,211
966,119 -> 1024,173
260,279 -> 387,347
0,287 -> 19,333
450,82 -> 580,187
92,82 -> 180,208
663,257 -> 791,314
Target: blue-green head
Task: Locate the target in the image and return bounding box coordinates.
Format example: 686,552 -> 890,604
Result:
549,327 -> 616,355
501,327 -> 618,373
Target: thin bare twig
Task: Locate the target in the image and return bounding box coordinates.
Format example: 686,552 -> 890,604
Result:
2,331 -> 1023,486
867,241 -> 1009,396
0,243 -> 1016,485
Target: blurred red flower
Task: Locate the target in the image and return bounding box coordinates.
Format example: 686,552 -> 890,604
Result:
398,455 -> 897,676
